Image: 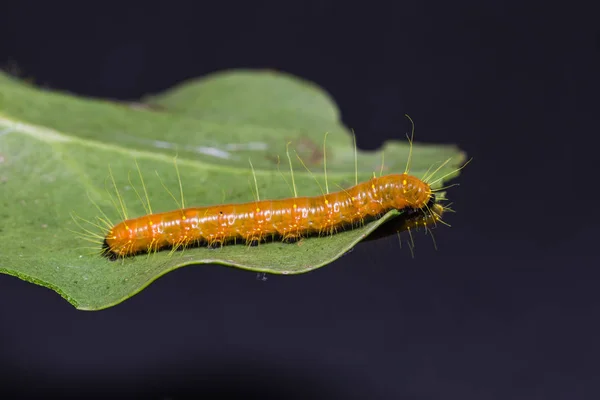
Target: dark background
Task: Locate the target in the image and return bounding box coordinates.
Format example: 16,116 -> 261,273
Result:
1,2 -> 599,399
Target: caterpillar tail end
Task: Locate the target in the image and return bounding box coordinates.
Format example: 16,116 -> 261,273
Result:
101,238 -> 119,261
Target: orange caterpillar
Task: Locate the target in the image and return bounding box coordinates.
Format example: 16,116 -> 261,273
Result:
90,116 -> 466,260
102,173 -> 436,259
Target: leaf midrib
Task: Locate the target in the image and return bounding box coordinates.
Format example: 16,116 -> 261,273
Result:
0,113 -> 365,179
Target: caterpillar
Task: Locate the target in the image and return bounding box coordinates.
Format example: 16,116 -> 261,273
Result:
77,120 -> 465,260
102,172 -> 436,259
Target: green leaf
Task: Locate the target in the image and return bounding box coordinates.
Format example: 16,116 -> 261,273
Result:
0,69 -> 466,310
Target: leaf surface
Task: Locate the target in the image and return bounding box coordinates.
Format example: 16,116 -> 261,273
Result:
0,69 -> 466,310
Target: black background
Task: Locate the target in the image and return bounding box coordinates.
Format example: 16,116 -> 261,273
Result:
1,2 -> 599,399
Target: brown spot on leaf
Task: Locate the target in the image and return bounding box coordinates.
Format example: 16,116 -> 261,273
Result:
265,135 -> 329,167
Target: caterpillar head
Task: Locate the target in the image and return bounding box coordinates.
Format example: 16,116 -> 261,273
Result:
396,174 -> 432,210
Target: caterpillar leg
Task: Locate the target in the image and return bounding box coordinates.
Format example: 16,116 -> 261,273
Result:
206,238 -> 225,249
246,237 -> 262,247
282,234 -> 302,244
